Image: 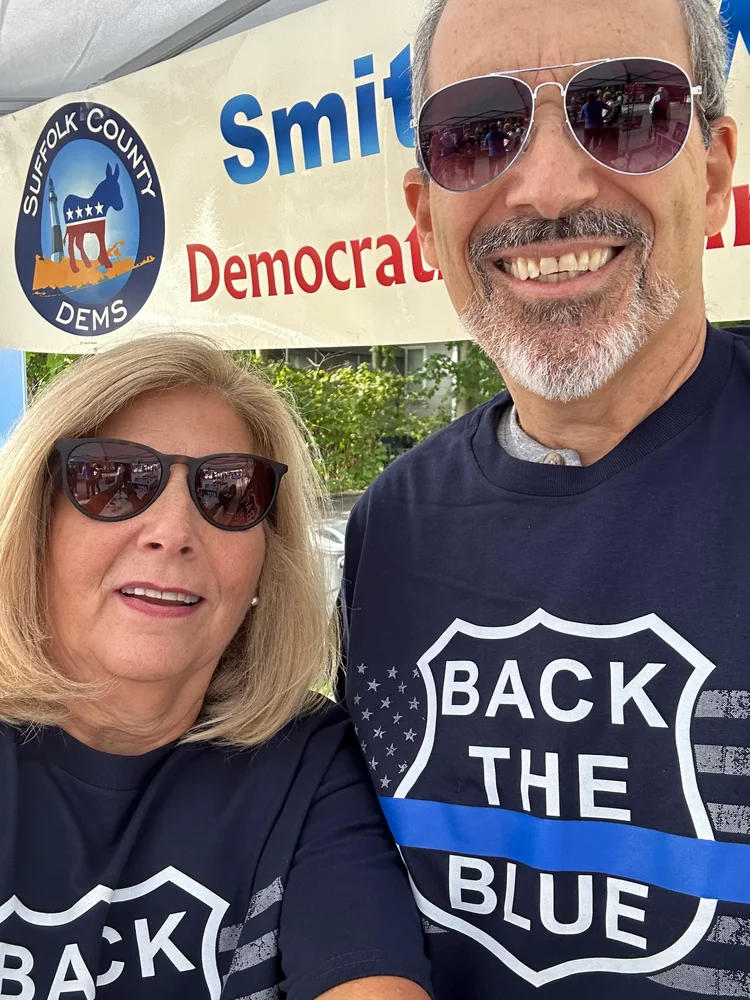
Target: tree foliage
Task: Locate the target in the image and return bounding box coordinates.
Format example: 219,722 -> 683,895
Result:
420,342 -> 506,410
25,352 -> 77,398
230,353 -> 445,492
26,351 -> 452,494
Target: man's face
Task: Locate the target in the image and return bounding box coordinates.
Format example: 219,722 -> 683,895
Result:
406,0 -> 735,401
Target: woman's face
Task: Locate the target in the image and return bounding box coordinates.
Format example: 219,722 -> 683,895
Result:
46,387 -> 265,697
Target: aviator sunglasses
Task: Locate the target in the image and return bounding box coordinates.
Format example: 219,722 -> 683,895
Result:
416,57 -> 703,193
55,438 -> 288,532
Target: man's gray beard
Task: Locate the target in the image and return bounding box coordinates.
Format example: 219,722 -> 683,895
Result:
461,213 -> 682,403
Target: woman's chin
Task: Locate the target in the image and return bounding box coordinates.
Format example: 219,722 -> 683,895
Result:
87,645 -> 204,687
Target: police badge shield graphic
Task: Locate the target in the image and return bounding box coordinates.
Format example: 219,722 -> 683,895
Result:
15,102 -> 165,337
372,610 -> 724,987
0,867 -> 228,998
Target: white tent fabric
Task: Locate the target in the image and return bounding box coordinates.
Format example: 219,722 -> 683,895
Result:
0,0 -> 328,114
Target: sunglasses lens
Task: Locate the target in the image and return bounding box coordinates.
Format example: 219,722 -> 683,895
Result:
419,76 -> 533,192
195,456 -> 278,529
566,59 -> 693,174
65,442 -> 162,519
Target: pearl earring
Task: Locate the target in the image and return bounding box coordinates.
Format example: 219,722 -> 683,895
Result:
251,596 -> 259,608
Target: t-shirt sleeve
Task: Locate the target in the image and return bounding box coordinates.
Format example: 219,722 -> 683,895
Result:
340,495 -> 367,694
278,726 -> 433,1000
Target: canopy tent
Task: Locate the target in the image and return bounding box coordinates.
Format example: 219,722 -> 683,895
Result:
0,0 -> 329,115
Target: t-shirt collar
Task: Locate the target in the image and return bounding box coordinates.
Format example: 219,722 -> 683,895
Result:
471,322 -> 735,497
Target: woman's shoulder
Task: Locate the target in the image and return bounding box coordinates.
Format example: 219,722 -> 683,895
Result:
246,696 -> 349,755
198,697 -> 352,785
2,700 -> 353,801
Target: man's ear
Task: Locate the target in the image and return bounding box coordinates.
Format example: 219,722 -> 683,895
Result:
404,168 -> 440,269
705,116 -> 738,238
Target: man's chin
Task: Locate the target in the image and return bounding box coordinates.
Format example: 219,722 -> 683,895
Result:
463,260 -> 681,402
466,308 -> 650,403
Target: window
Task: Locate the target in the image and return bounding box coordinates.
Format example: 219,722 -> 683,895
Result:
405,347 -> 426,374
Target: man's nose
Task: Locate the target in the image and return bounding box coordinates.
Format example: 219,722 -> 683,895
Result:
503,103 -> 602,220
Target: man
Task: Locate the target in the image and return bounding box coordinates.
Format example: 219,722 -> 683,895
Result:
650,84 -> 673,139
581,89 -> 610,149
343,0 -> 743,997
486,122 -> 507,177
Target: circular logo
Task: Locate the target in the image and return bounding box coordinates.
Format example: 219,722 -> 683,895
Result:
15,102 -> 165,337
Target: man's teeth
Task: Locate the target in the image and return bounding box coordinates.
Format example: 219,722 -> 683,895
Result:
503,247 -> 616,282
120,587 -> 201,605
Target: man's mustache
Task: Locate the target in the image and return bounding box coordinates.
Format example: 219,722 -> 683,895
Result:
469,208 -> 652,269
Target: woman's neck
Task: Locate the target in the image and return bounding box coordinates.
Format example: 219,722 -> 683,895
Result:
63,693 -> 205,755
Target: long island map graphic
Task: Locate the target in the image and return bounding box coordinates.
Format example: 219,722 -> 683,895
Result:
34,164 -> 154,300
16,103 -> 165,336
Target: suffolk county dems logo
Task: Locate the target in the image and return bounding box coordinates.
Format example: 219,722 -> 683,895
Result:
15,103 -> 165,337
364,610 -> 736,987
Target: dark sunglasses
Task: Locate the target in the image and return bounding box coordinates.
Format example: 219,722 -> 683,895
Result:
417,57 -> 702,193
55,438 -> 288,532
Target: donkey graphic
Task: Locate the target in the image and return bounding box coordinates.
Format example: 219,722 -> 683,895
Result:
63,163 -> 124,274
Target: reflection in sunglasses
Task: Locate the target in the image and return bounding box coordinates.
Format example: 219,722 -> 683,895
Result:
61,441 -> 281,531
198,462 -> 263,528
419,58 -> 696,191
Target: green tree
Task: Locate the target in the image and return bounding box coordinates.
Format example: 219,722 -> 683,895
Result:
231,354 -> 445,493
25,352 -> 78,398
419,341 -> 506,415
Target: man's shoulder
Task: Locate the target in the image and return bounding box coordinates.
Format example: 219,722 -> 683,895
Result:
724,324 -> 750,346
713,323 -> 750,378
362,393 -> 505,501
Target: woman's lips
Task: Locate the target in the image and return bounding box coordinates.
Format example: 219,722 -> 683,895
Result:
117,592 -> 204,619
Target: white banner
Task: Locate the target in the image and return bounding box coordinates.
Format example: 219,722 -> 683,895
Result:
1,0 -> 750,352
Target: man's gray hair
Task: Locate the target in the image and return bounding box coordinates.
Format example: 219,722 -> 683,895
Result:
411,0 -> 729,147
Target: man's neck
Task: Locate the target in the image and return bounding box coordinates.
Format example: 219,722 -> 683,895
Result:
507,314 -> 708,467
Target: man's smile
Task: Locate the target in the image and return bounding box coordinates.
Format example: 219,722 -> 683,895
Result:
487,242 -> 629,297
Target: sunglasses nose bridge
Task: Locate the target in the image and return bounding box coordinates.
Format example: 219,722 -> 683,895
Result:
522,79 -> 601,164
530,80 -> 567,100
154,462 -> 194,511
528,80 -> 571,128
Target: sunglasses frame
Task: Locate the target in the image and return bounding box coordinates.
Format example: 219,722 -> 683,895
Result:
55,438 -> 289,532
416,56 -> 703,193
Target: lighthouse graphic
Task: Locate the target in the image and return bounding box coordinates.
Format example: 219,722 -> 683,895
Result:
48,178 -> 64,263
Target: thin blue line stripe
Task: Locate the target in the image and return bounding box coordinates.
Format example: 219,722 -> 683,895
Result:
379,797 -> 750,904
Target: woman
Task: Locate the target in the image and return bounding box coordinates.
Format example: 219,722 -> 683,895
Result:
0,336 -> 432,1000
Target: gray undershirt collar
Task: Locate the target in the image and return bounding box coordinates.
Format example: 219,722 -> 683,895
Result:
497,403 -> 583,467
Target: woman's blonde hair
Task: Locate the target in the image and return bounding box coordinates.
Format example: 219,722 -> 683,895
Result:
0,335 -> 336,747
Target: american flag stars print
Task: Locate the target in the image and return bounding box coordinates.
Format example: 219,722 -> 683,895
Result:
351,662 -> 427,795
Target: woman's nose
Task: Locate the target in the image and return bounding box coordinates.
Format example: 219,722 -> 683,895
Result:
135,465 -> 198,555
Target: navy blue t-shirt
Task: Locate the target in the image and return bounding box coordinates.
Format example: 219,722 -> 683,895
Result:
582,99 -> 609,129
344,325 -> 750,999
0,703 -> 431,999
